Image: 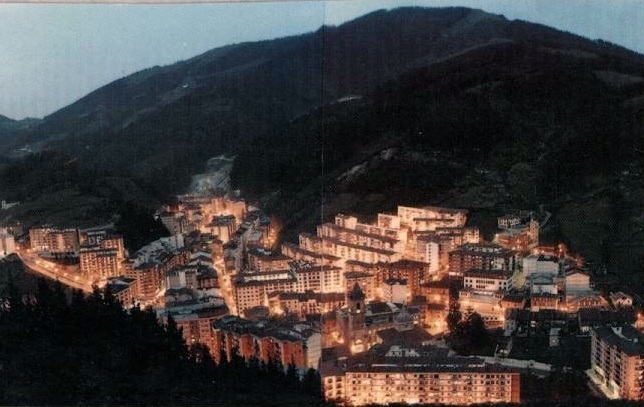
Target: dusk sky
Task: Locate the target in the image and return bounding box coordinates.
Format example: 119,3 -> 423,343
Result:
1,0 -> 643,120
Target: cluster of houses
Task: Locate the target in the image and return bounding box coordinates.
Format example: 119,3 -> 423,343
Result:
17,198 -> 644,404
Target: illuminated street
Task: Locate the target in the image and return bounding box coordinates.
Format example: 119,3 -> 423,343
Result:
15,247 -> 92,293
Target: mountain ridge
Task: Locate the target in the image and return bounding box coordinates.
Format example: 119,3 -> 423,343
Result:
0,6 -> 641,289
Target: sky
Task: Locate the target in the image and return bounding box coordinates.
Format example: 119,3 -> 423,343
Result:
0,0 -> 643,120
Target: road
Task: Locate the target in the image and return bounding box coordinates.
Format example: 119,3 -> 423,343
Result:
215,258 -> 237,315
16,248 -> 93,293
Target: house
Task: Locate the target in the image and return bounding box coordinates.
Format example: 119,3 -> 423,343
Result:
565,267 -> 591,293
528,274 -> 558,295
382,278 -> 409,304
566,292 -> 606,313
609,291 -> 633,308
523,254 -> 559,277
501,293 -> 527,310
530,293 -> 561,311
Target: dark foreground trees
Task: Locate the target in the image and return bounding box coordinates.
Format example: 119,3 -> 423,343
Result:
445,304 -> 492,355
0,279 -> 324,405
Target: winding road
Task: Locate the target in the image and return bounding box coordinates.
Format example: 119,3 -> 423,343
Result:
16,248 -> 93,293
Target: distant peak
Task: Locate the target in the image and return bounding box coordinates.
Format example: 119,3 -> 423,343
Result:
337,6 -> 505,29
0,114 -> 15,123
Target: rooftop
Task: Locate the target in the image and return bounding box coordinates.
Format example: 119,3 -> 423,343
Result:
341,346 -> 518,375
269,290 -> 345,303
464,268 -> 512,279
320,222 -> 399,244
344,270 -> 374,279
593,325 -> 644,356
376,326 -> 433,346
319,236 -> 397,256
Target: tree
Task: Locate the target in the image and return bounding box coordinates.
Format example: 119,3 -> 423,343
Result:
286,359 -> 299,390
466,312 -> 489,349
446,300 -> 462,333
302,368 -> 322,397
0,275 -> 324,405
507,162 -> 537,207
447,311 -> 490,355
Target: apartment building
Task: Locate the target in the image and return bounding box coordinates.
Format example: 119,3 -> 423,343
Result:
459,289 -> 506,328
522,254 -> 559,277
317,222 -> 404,253
336,213 -> 404,242
233,273 -> 297,315
300,233 -> 402,265
233,260 -> 344,315
79,231 -> 125,280
106,277 -> 139,305
397,205 -> 468,230
449,243 -> 517,276
321,344 -> 520,405
247,247 -> 291,272
412,235 -> 441,273
373,260 -> 430,298
344,269 -> 376,300
80,247 -> 120,280
212,316 -> 321,369
174,306 -> 229,352
125,262 -> 165,299
495,217 -> 539,253
268,290 -> 345,319
166,263 -> 219,291
29,226 -> 52,252
204,215 -> 236,243
291,260 -> 344,293
281,242 -> 342,266
498,215 -> 521,229
0,231 -> 16,259
29,227 -> 80,256
464,268 -> 515,293
590,326 -> 644,400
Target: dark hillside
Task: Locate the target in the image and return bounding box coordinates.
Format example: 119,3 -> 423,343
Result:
231,38 -> 643,289
0,6 -> 642,289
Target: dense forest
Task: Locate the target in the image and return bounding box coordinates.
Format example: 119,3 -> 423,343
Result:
0,271 -> 323,405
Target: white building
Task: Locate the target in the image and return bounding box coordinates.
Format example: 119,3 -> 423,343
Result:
133,234 -> 185,267
565,267 -> 591,293
397,205 -> 467,230
523,254 -> 559,276
498,214 -> 521,229
0,231 -> 16,259
413,235 -> 440,273
529,274 -> 558,295
464,268 -> 515,293
459,290 -> 505,328
383,279 -> 410,304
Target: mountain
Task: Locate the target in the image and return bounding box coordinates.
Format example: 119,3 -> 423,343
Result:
0,115 -> 39,147
0,7 -> 642,287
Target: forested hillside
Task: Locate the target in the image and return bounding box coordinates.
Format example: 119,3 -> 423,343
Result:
0,6 -> 642,287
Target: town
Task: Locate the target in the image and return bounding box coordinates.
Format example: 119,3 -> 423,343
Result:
1,188 -> 641,405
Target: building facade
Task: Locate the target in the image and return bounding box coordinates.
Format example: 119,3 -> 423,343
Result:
590,326 -> 644,400
321,344 -> 520,405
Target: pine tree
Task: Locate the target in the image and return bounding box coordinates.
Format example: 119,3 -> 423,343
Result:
302,368 -> 322,397
286,359 -> 299,390
446,300 -> 462,333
